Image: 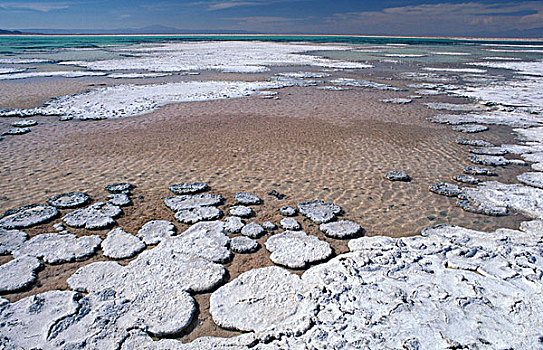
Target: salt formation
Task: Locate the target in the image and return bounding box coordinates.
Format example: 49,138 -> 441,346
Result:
429,182 -> 462,197
229,205 -> 254,217
280,218 -> 301,230
59,41 -> 372,73
210,266 -> 316,332
137,220 -> 176,245
47,192 -> 90,208
230,236 -> 259,254
320,220 -> 363,238
108,193 -> 132,206
0,255 -> 42,292
164,193 -> 223,211
0,228 -> 28,254
169,182 -> 209,194
240,222 -> 266,239
224,216 -> 245,234
235,192 -> 262,205
63,202 -> 122,229
175,206 -> 222,224
101,228 -> 146,259
14,232 -> 102,264
265,231 -> 332,268
385,171 -> 411,181
0,204 -> 58,229
297,200 -> 342,224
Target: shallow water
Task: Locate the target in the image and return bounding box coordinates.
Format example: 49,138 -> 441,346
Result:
0,37 -> 542,343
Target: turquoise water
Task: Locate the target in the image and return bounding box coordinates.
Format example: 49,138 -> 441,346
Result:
1,34 -> 543,55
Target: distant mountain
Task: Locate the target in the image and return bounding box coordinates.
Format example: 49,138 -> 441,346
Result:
0,29 -> 24,34
19,26 -> 254,35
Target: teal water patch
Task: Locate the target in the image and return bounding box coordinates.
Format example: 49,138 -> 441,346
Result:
1,35 -> 543,55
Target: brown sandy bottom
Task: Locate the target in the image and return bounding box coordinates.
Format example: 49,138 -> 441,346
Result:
0,76 -> 530,341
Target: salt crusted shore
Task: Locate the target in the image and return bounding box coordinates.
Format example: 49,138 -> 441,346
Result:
1,40 -> 543,348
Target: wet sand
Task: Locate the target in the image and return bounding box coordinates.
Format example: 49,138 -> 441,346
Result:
0,70 -> 529,341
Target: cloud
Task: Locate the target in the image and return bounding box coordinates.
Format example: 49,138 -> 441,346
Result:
326,2 -> 543,36
231,16 -> 304,23
194,0 -> 304,11
0,1 -> 69,12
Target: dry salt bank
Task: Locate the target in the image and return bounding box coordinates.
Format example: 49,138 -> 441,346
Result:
1,38 -> 543,348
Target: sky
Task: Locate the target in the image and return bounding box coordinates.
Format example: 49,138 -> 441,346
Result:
0,0 -> 542,37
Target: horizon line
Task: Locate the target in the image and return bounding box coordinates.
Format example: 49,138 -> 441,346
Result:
1,33 -> 543,41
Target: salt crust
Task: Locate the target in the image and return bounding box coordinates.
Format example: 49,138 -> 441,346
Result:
59,41 -> 372,73
468,60 -> 543,76
459,181 -> 543,218
0,71 -> 106,80
77,224 -> 543,348
14,232 -> 102,264
0,228 -> 28,254
0,81 -> 286,120
265,230 -> 332,268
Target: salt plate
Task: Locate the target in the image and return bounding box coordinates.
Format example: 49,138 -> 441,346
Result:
265,231 -> 332,268
67,254 -> 225,337
169,182 -> 209,194
0,290 -> 81,349
11,120 -> 37,127
241,222 -> 266,239
458,181 -> 543,218
63,202 -> 122,230
0,228 -> 28,254
380,98 -> 412,104
14,232 -> 101,264
47,192 -> 90,208
0,204 -> 58,229
105,182 -> 134,193
137,220 -> 176,245
429,182 -> 462,197
453,124 -> 489,133
161,221 -> 231,263
175,206 -> 223,224
224,216 -> 245,234
3,127 -> 31,135
230,236 -> 259,254
164,193 -> 223,211
262,221 -> 277,230
235,192 -> 262,205
457,139 -> 495,147
210,266 -> 316,332
464,166 -> 496,176
424,102 -> 486,111
229,205 -> 254,218
470,147 -> 508,156
108,193 -> 132,206
470,154 -> 526,166
0,255 -> 42,292
517,172 -> 543,189
297,200 -> 342,224
454,174 -> 479,184
279,205 -> 297,216
385,171 -> 411,182
280,218 -> 301,230
101,228 -> 145,259
320,220 -> 363,239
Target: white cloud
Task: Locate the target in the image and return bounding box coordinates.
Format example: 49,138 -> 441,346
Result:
0,1 -> 69,12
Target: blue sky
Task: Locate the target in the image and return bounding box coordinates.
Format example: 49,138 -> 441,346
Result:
0,0 -> 542,36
